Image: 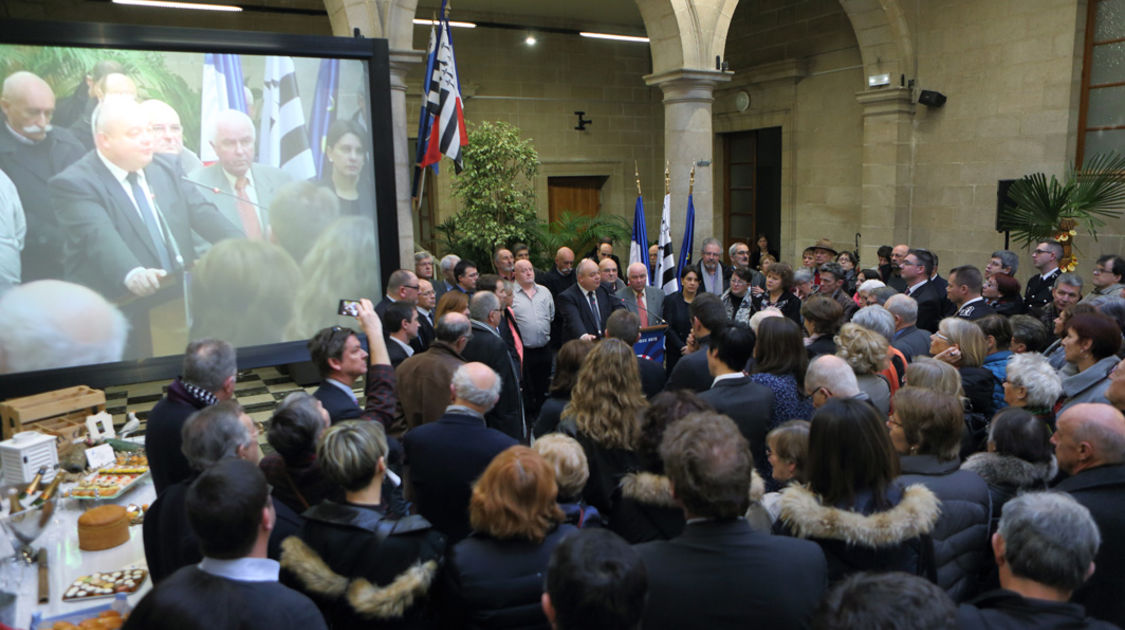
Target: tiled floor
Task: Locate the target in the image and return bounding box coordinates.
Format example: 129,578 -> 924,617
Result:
100,366 -> 363,445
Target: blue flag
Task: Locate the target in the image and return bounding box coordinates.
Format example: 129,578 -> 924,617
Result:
308,58 -> 339,179
629,194 -> 649,281
677,193 -> 696,279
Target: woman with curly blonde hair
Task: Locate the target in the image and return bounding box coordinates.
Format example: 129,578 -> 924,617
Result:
835,323 -> 891,415
559,338 -> 647,514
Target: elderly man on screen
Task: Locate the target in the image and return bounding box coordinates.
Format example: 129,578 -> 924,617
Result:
49,97 -> 242,300
141,99 -> 203,175
189,109 -> 292,241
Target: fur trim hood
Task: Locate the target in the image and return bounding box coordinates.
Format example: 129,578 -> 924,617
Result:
280,536 -> 438,620
961,452 -> 1057,489
619,469 -> 766,508
778,484 -> 941,547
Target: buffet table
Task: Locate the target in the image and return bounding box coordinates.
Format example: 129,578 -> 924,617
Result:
1,475 -> 154,629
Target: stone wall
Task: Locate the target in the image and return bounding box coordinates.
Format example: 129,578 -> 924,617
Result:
408,25 -> 666,252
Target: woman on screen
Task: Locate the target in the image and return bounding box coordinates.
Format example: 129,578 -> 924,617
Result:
317,119 -> 374,217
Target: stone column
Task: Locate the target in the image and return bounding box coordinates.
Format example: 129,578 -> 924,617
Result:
644,69 -> 731,248
389,49 -> 426,265
855,87 -> 914,263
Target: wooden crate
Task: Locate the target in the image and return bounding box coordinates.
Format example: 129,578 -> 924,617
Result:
0,386 -> 106,440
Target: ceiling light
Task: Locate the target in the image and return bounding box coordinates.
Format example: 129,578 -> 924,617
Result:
413,18 -> 477,28
112,0 -> 242,10
525,34 -> 537,46
580,31 -> 649,43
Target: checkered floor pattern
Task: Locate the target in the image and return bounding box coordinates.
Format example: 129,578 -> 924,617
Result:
101,366 -> 364,445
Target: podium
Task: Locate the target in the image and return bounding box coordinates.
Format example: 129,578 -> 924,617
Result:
634,324 -> 668,365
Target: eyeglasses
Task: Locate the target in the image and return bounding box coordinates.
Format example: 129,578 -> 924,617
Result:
403,285 -> 420,290
933,332 -> 951,343
1033,249 -> 1051,255
1093,268 -> 1110,275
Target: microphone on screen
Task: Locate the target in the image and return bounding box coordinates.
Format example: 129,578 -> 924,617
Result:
181,176 -> 266,208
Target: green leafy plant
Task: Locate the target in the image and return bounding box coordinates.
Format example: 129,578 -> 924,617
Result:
437,121 -> 542,266
530,211 -> 630,269
0,45 -> 200,152
1000,152 -> 1125,270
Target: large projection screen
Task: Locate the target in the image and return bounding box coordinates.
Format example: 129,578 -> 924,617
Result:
0,20 -> 400,399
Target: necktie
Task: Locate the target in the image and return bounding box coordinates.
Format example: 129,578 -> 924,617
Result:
126,172 -> 172,270
506,308 -> 524,366
587,291 -> 600,330
635,291 -> 648,326
234,177 -> 263,240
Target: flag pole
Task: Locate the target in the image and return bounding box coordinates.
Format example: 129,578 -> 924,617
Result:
665,162 -> 670,196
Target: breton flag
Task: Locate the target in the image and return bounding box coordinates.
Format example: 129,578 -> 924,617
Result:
259,56 -> 316,181
420,12 -> 468,173
630,194 -> 650,283
200,53 -> 247,163
308,58 -> 340,180
658,192 -> 678,293
677,192 -> 696,281
411,21 -> 440,198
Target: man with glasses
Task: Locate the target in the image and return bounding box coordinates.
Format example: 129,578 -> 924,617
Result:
901,249 -> 945,333
415,278 -> 436,350
1082,255 -> 1125,304
699,237 -> 726,296
1025,240 -> 1063,312
461,291 -> 525,441
725,241 -> 765,295
374,269 -> 420,318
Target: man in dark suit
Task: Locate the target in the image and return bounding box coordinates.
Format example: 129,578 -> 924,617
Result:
382,302 -> 419,369
187,109 -> 292,241
403,362 -> 518,542
0,71 -> 86,282
147,338 -> 236,496
698,237 -> 727,296
606,310 -> 666,398
1025,240 -> 1063,312
665,293 -> 727,393
698,323 -> 775,479
886,294 -> 931,361
374,269 -> 420,318
415,278 -> 436,351
556,258 -> 624,343
306,299 -> 395,426
542,246 -> 576,298
461,291 -> 525,441
132,458 -> 325,629
635,412 -> 828,630
49,98 -> 241,301
618,262 -> 664,327
901,249 -> 945,333
948,265 -> 996,321
1051,403 -> 1125,627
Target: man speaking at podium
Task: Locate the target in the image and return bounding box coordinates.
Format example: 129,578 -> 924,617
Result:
49,97 -> 241,301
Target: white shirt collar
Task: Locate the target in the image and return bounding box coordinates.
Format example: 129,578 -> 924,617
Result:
96,149 -> 134,184
198,556 -> 279,583
1041,267 -> 1058,281
907,278 -> 928,292
223,167 -> 254,188
962,296 -> 984,307
324,377 -> 357,404
389,335 -> 414,357
711,372 -> 744,387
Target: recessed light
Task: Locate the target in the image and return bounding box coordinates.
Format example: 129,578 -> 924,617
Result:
112,0 -> 242,11
579,32 -> 649,43
413,18 -> 476,28
525,34 -> 537,46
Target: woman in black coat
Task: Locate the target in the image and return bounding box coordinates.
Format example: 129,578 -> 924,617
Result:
889,387 -> 992,603
281,421 -> 446,630
444,446 -> 577,629
931,317 -> 997,418
662,266 -> 701,374
532,338 -> 594,438
776,399 -> 939,584
751,261 -> 802,324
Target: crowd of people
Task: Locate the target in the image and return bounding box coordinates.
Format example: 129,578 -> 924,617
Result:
125,232 -> 1125,629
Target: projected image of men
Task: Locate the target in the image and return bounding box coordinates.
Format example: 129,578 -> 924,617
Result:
49,97 -> 241,300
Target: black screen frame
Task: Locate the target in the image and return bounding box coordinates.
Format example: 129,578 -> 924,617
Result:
0,18 -> 400,399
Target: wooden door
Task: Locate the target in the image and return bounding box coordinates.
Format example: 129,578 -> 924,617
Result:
548,176 -> 605,223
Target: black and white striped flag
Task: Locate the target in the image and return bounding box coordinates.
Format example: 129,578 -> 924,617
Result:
658,192 -> 678,294
258,56 -> 315,180
420,16 -> 467,173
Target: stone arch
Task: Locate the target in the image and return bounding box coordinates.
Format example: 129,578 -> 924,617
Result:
636,0 -> 741,75
838,0 -> 915,87
323,0 -> 418,49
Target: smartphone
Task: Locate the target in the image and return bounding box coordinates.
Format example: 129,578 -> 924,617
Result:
337,299 -> 361,317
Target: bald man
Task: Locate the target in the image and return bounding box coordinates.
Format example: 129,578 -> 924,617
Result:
1052,403 -> 1125,627
188,109 -> 292,241
49,98 -> 241,356
141,99 -> 203,175
0,71 -> 86,282
556,257 -> 625,343
0,279 -> 127,373
402,361 -> 519,542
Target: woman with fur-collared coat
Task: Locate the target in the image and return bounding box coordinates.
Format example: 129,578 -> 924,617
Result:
775,399 -> 940,584
281,421 -> 445,630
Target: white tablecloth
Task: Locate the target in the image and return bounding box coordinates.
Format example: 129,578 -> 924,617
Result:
2,477 -> 155,629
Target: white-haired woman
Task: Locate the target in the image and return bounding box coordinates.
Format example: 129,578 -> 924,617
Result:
1003,352 -> 1063,430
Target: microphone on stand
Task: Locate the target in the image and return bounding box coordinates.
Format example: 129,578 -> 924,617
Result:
181,176 -> 267,208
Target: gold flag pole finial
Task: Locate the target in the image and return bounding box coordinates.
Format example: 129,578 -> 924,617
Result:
664,162 -> 670,195
635,161 -> 642,197
689,165 -> 695,195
